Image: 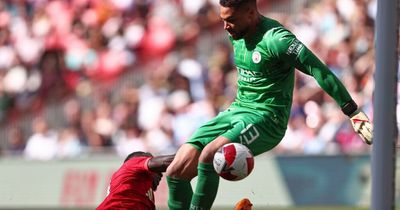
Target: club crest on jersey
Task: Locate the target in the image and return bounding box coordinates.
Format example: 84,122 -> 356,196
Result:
252,51 -> 261,64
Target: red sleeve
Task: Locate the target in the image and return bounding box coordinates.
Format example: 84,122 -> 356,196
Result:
124,156 -> 151,172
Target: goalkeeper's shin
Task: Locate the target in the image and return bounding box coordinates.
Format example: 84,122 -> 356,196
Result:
167,176 -> 193,210
190,162 -> 219,210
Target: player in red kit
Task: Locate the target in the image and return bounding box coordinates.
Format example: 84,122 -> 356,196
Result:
97,151 -> 174,210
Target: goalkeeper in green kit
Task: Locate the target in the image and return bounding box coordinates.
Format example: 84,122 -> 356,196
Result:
166,0 -> 373,209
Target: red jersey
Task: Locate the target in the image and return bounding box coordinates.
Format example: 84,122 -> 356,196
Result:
96,156 -> 156,210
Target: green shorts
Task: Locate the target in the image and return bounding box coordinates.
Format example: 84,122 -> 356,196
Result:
186,106 -> 287,156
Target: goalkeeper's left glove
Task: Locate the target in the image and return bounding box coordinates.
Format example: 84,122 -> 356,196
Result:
234,198 -> 252,210
342,100 -> 373,145
350,111 -> 373,145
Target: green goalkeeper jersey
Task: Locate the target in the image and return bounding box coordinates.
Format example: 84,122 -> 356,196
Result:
229,16 -> 353,125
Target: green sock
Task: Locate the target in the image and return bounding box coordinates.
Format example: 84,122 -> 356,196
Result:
167,176 -> 193,210
190,162 -> 220,210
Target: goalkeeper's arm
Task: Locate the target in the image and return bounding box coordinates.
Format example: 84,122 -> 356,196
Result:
293,45 -> 373,145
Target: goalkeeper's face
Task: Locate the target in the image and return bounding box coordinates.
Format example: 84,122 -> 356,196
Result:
220,6 -> 252,40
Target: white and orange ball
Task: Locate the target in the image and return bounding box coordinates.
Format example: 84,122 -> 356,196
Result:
213,143 -> 254,181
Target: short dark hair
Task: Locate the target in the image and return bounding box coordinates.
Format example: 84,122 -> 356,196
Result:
219,0 -> 256,8
124,151 -> 152,162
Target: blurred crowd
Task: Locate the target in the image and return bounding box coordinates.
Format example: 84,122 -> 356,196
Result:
0,0 -> 381,160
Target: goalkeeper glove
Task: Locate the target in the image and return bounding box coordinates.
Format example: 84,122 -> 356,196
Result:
342,100 -> 373,145
234,198 -> 252,210
350,111 -> 373,145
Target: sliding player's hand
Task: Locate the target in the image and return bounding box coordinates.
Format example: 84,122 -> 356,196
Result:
350,111 -> 373,145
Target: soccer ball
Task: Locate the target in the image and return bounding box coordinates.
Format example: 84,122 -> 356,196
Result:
213,143 -> 254,181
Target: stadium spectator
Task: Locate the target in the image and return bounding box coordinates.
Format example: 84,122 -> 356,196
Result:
56,126 -> 83,158
112,121 -> 148,157
79,109 -> 104,150
24,116 -> 58,160
6,126 -> 25,156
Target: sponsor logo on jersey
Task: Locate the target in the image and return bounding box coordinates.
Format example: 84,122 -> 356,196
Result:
286,39 -> 303,56
237,67 -> 264,83
252,51 -> 261,63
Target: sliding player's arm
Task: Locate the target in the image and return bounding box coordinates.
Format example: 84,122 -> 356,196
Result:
147,154 -> 175,173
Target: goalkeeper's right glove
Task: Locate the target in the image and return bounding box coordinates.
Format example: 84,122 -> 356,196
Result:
342,100 -> 373,145
350,111 -> 373,145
